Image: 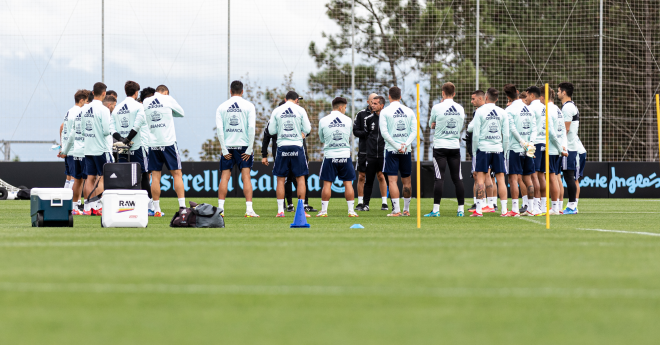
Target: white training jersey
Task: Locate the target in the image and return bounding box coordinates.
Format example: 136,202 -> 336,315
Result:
528,99 -> 547,145
136,92 -> 185,147
318,110 -> 353,159
546,102 -> 566,156
83,100 -> 115,156
216,96 -> 257,155
267,102 -> 312,148
379,101 -> 417,153
471,103 -> 509,154
71,104 -> 88,157
429,99 -> 465,149
505,99 -> 537,153
561,101 -> 586,153
61,105 -> 80,155
113,97 -> 147,151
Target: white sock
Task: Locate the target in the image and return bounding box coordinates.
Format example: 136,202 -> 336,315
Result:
522,195 -> 528,207
540,197 -> 547,213
277,199 -> 284,213
457,205 -> 464,212
487,197 -> 496,207
403,198 -> 411,212
347,200 -> 354,212
64,180 -> 69,188
178,198 -> 185,208
482,198 -> 487,207
512,199 -> 519,212
246,201 -> 253,213
500,200 -> 508,214
575,198 -> 579,207
533,198 -> 540,214
473,197 -> 477,204
153,200 -> 161,212
148,198 -> 154,210
321,200 -> 329,213
476,198 -> 483,214
382,197 -> 387,204
392,198 -> 400,213
218,199 -> 225,209
358,196 -> 364,204
568,201 -> 577,209
84,201 -> 91,212
433,204 -> 440,213
551,201 -> 558,212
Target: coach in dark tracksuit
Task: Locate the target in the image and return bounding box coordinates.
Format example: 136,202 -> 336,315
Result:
262,105 -> 317,213
360,95 -> 390,211
353,94 -> 377,208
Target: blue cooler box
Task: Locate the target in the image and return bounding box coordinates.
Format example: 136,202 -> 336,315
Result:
30,188 -> 74,227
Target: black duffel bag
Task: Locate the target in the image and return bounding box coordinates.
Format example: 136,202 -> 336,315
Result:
170,202 -> 224,228
103,162 -> 141,190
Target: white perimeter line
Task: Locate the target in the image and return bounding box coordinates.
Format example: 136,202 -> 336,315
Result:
519,217 -> 545,225
577,228 -> 660,237
0,282 -> 659,299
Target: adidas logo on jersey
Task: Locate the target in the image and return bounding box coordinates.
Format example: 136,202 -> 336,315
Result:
227,102 -> 241,112
332,130 -> 343,141
64,111 -> 69,121
117,104 -> 130,115
229,114 -> 239,126
83,107 -> 94,118
396,120 -> 406,131
393,108 -> 406,118
521,106 -> 532,117
147,98 -> 162,109
328,117 -> 345,128
281,107 -> 296,118
485,110 -> 500,120
444,106 -> 460,116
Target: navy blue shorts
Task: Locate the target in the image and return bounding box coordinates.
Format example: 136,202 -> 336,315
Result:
220,146 -> 253,171
578,153 -> 587,179
320,157 -> 356,182
148,144 -> 182,171
383,151 -> 412,177
473,150 -> 506,174
72,156 -> 87,180
549,154 -> 562,174
130,147 -> 149,173
273,145 -> 308,177
65,156 -> 73,176
508,150 -> 535,176
85,152 -> 114,177
563,151 -> 579,171
533,143 -> 546,173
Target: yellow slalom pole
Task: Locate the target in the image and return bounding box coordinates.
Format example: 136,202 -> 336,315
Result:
656,94 -> 660,172
416,83 -> 421,229
545,84 -> 550,229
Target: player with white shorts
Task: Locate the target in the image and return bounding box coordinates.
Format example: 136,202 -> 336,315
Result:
317,97 -> 357,217
268,91 -> 312,217
216,80 -> 259,217
379,86 -> 417,217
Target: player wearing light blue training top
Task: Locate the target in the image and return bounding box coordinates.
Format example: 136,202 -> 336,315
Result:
268,91 -> 312,216
135,84 -> 186,216
425,82 -> 466,217
503,84 -> 536,216
60,90 -> 89,214
317,97 -> 357,217
215,81 -> 259,217
558,82 -> 582,214
471,88 -> 509,216
541,89 -> 568,216
379,86 -> 417,217
524,86 -> 548,215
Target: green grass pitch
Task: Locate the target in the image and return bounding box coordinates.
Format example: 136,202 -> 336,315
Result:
1,197 -> 659,344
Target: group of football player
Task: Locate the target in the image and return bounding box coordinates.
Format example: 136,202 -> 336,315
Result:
58,79 -> 584,219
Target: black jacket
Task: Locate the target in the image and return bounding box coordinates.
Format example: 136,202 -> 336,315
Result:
364,111 -> 386,159
353,107 -> 373,155
262,121 -> 309,161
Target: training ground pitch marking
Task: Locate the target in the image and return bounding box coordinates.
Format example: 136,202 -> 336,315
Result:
577,228 -> 660,237
518,217 -> 545,225
1,282 -> 660,299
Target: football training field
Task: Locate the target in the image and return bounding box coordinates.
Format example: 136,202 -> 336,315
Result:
1,198 -> 659,344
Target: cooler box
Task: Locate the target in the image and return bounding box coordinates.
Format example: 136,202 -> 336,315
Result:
30,188 -> 73,227
101,190 -> 149,228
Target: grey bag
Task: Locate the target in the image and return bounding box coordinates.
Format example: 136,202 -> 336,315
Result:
192,202 -> 225,228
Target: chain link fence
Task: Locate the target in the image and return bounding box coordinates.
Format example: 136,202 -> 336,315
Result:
1,0 -> 658,162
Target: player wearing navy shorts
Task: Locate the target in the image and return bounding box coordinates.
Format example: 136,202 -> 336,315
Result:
558,82 -> 584,214
215,80 -> 259,217
526,86 -> 548,215
316,97 -> 357,217
60,89 -> 89,214
539,90 -> 568,215
268,91 -> 312,217
470,88 -> 509,217
379,86 -> 417,217
503,84 -> 536,216
135,85 -> 186,216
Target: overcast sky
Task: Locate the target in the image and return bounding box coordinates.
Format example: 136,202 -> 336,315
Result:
0,0 -> 340,161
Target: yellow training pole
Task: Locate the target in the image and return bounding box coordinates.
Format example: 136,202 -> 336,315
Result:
545,84 -> 550,229
416,83 -> 421,228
